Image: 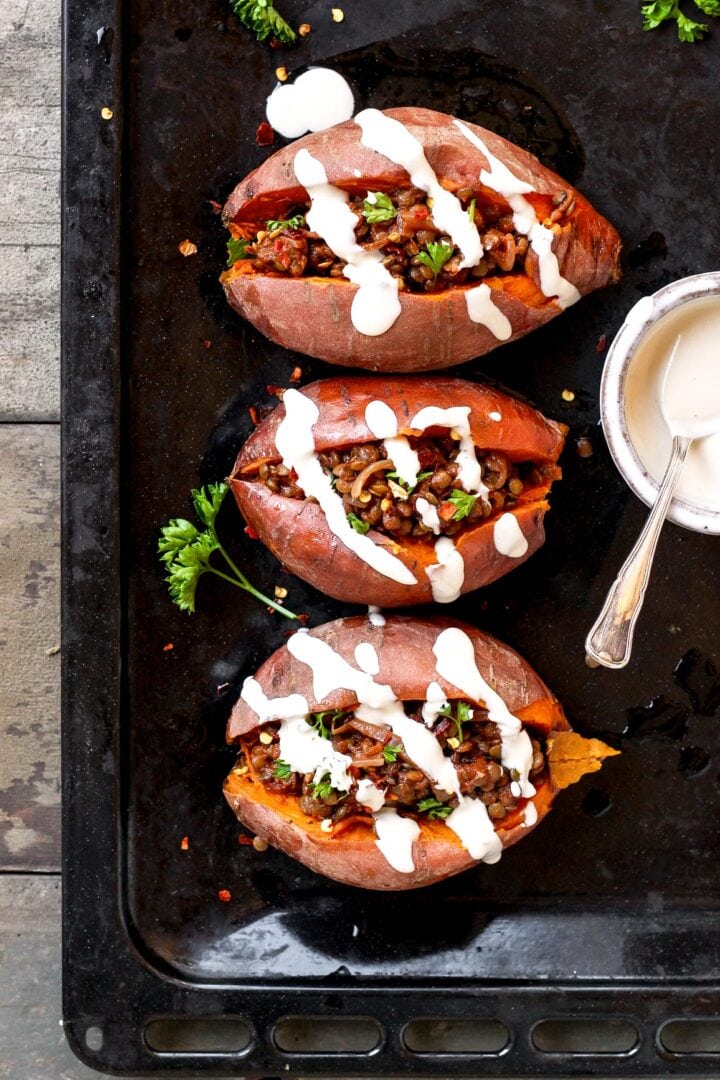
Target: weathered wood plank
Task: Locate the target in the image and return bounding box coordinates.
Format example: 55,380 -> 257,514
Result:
0,874 -> 113,1079
0,426 -> 61,871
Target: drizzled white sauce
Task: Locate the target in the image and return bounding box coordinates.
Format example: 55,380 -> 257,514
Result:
453,120 -> 580,310
356,700 -> 459,796
354,641 -> 380,675
523,801 -> 538,828
364,400 -> 420,488
426,536 -> 465,603
446,796 -> 503,863
415,497 -> 441,535
372,807 -> 420,873
356,778 -> 385,811
465,283 -> 513,340
355,108 -> 482,269
275,389 -> 416,585
266,67 -> 355,139
422,680 -> 449,727
489,411 -> 502,422
493,513 -> 529,558
432,627 -> 536,797
368,606 -> 386,627
293,150 -> 401,336
410,406 -> 487,496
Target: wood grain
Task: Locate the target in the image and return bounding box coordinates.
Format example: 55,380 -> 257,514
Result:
0,426 -> 61,871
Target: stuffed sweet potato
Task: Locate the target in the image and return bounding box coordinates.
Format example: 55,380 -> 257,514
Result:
221,106 -> 621,371
224,615 -> 618,890
229,376 -> 566,607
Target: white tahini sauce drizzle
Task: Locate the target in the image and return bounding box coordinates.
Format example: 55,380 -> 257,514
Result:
426,536 -> 464,604
465,283 -> 513,340
372,807 -> 420,873
523,801 -> 538,828
356,778 -> 385,811
266,67 -> 355,139
493,512 -> 529,558
354,641 -> 380,676
432,627 -> 536,798
415,497 -> 441,535
364,401 -> 420,488
355,700 -> 459,797
355,108 -> 483,270
410,406 -> 487,496
275,389 -> 416,585
368,606 -> 386,627
489,411 -> 502,422
453,120 -> 580,310
422,680 -> 449,727
293,150 -> 401,337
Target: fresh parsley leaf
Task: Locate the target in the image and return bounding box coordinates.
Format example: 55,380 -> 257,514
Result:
438,700 -> 474,741
273,759 -> 293,780
227,236 -> 251,267
467,197 -> 477,223
641,0 -> 716,38
695,0 -> 720,14
386,468 -> 433,496
677,8 -> 709,36
158,482 -> 298,619
310,772 -> 344,801
347,511 -> 370,534
417,797 -> 453,820
416,241 -> 454,279
229,0 -> 296,43
362,192 -> 396,224
309,710 -> 344,738
266,214 -> 306,233
383,743 -> 402,764
447,488 -> 478,520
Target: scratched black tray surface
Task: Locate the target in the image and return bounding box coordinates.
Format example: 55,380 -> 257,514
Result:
63,0 -> 720,1073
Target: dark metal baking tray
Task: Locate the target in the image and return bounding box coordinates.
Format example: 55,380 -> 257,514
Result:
62,0 -> 720,1073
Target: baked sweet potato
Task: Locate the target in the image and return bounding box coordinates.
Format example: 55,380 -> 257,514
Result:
221,106 -> 621,371
224,615 -> 618,890
229,376 -> 566,607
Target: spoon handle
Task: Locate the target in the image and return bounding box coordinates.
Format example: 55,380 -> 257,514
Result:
585,434 -> 692,669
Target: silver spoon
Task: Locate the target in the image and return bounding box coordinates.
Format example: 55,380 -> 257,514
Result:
586,334 -> 720,669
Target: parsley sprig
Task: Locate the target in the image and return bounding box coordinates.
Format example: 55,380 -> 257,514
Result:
417,797 -> 453,820
158,482 -> 298,619
641,0 -> 720,40
273,759 -> 293,779
347,512 -> 370,535
227,237 -> 251,267
310,710 -> 344,739
266,214 -> 306,233
416,241 -> 454,280
229,0 -> 296,43
447,488 -> 478,520
383,742 -> 403,764
386,468 -> 433,496
362,192 -> 396,224
438,700 -> 474,741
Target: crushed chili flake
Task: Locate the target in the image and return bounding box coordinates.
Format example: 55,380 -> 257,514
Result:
267,384 -> 285,399
269,36 -> 283,49
244,524 -> 259,539
217,889 -> 232,902
180,836 -> 189,851
238,834 -> 255,846
178,239 -> 198,257
289,366 -> 302,382
202,339 -> 212,349
438,501 -> 457,522
248,406 -> 259,426
595,333 -> 608,354
297,613 -> 309,624
163,642 -> 174,652
208,199 -> 223,215
255,122 -> 275,147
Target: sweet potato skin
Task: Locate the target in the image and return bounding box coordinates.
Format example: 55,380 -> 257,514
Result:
221,107 -> 622,370
229,377 -> 564,606
224,615 -> 570,890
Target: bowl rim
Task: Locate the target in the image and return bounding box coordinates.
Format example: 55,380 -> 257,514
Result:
600,271 -> 720,536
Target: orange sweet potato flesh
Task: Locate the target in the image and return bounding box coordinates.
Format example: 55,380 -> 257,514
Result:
228,376 -> 566,607
221,106 -> 621,371
223,615 -> 571,890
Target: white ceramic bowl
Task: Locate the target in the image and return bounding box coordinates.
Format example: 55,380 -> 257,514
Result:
600,271 -> 720,535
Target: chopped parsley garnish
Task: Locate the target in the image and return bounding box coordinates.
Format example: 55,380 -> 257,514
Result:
310,774 -> 335,800
417,797 -> 453,819
273,759 -> 292,779
447,488 -> 478,520
438,700 -> 474,741
641,0 -> 719,40
266,214 -> 306,233
362,192 -> 396,224
416,241 -> 454,279
467,197 -> 477,223
386,468 -> 433,495
158,482 -> 297,619
226,236 -> 251,267
309,709 -> 344,738
229,0 -> 297,43
347,511 -> 370,534
383,742 -> 402,764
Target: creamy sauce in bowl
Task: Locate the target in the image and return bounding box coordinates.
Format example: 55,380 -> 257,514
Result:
623,296 -> 720,512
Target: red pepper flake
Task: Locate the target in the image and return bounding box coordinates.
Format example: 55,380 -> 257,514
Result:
180,836 -> 189,851
244,524 -> 259,539
248,406 -> 259,426
202,339 -> 212,350
178,239 -> 197,257
218,888 -> 232,902
595,333 -> 608,354
255,122 -> 275,147
289,366 -> 302,383
415,206 -> 429,219
208,199 -> 223,215
269,36 -> 283,49
297,613 -> 310,625
238,834 -> 255,846
163,642 -> 174,652
438,501 -> 457,522
266,384 -> 285,399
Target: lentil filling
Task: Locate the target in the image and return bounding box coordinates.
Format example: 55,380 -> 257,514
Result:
253,434 -> 551,540
241,701 -> 547,825
227,185 -> 576,294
